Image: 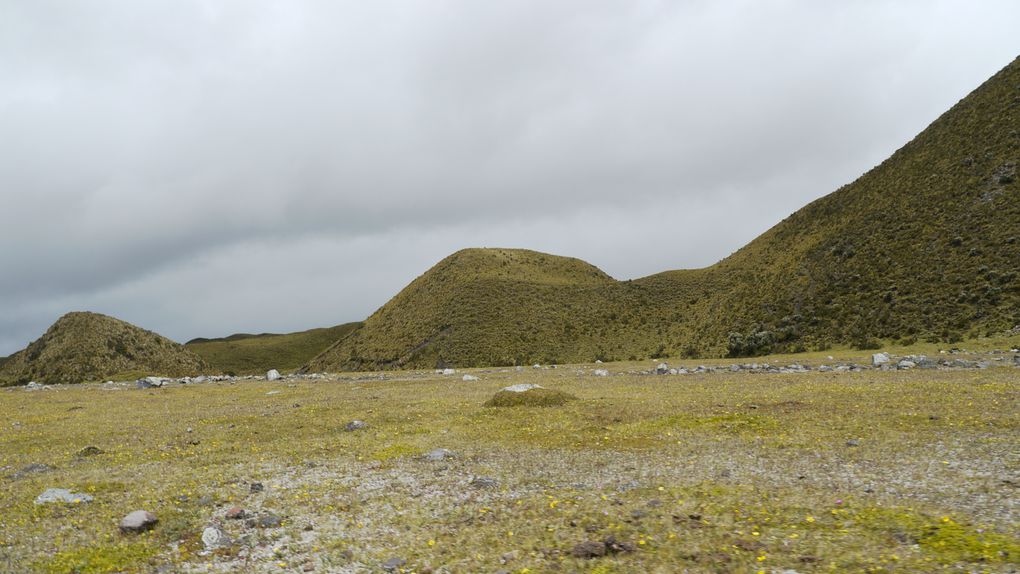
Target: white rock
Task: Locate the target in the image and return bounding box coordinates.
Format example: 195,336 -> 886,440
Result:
119,510 -> 158,533
266,369 -> 281,381
441,368 -> 456,375
424,448 -> 454,461
265,390 -> 281,396
871,353 -> 891,367
462,374 -> 479,381
501,383 -> 543,393
593,369 -> 609,377
35,488 -> 93,504
202,526 -> 229,549
595,360 -> 603,364
532,364 -> 542,369
897,359 -> 916,369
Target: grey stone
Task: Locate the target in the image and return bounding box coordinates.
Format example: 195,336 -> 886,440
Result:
501,383 -> 542,393
655,362 -> 670,374
382,558 -> 406,572
593,369 -> 609,377
846,439 -> 861,447
201,526 -> 230,549
461,374 -> 479,381
266,369 -> 281,381
76,446 -> 104,457
119,510 -> 158,533
871,353 -> 890,367
35,488 -> 93,504
9,463 -> 52,479
441,368 -> 456,375
344,420 -> 368,432
257,513 -> 282,528
424,448 -> 454,461
470,476 -> 499,489
897,360 -> 916,369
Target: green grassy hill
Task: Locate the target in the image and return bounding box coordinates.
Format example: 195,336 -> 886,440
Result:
304,56 -> 1020,371
185,322 -> 362,374
0,312 -> 206,385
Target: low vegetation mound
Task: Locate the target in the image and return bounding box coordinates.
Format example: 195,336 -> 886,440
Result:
186,322 -> 361,374
0,312 -> 206,386
303,56 -> 1020,370
484,385 -> 578,407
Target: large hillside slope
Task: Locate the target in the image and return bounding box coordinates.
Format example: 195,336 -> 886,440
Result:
0,312 -> 206,385
305,56 -> 1020,370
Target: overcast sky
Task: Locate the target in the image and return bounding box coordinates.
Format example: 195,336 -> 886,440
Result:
1,1 -> 1018,354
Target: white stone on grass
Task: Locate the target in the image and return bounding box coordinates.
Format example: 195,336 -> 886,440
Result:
35,488 -> 93,505
501,383 -> 543,393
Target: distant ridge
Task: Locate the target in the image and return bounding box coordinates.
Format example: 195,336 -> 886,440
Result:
0,311 -> 206,385
303,56 -> 1020,371
186,322 -> 362,374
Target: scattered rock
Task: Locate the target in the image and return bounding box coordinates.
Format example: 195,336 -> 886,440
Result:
462,374 -> 479,381
266,369 -> 281,381
197,494 -> 215,506
897,359 -> 916,369
75,446 -> 104,458
250,482 -> 264,493
9,463 -> 53,479
655,362 -> 670,375
502,383 -> 541,393
424,448 -> 454,462
572,540 -> 606,558
382,557 -> 406,572
344,420 -> 368,432
573,536 -> 636,559
871,353 -> 890,367
35,488 -> 93,504
470,476 -> 499,489
846,439 -> 861,447
25,381 -> 45,390
441,368 -> 456,375
119,510 -> 158,533
593,369 -> 609,377
201,526 -> 230,550
257,513 -> 282,528
225,506 -> 247,520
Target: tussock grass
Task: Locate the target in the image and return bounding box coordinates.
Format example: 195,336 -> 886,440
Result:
2,346 -> 1017,572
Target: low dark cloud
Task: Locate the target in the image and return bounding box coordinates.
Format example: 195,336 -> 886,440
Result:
2,1 -> 1018,354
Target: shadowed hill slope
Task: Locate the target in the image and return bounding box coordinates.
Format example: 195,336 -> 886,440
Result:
305,56 -> 1020,370
0,312 -> 206,385
185,322 -> 362,374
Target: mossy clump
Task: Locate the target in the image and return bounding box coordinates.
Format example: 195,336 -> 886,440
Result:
484,386 -> 577,408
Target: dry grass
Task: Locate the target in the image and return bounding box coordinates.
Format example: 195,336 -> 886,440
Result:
1,348 -> 1018,573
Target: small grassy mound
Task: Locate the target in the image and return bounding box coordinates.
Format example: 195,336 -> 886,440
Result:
484,387 -> 577,407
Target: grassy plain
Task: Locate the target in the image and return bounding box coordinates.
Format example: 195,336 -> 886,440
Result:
1,346 -> 1018,573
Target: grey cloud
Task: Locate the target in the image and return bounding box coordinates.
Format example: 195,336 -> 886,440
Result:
1,0 -> 1019,354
